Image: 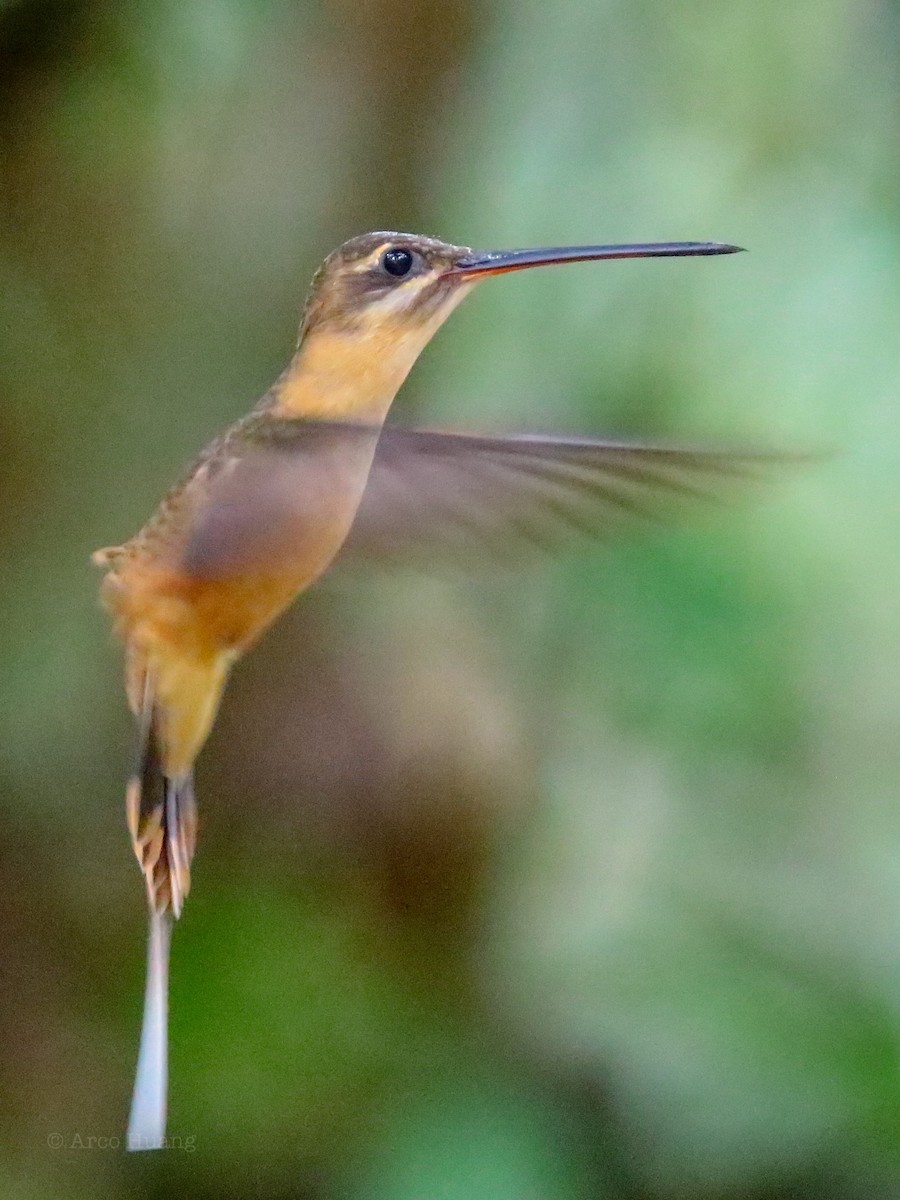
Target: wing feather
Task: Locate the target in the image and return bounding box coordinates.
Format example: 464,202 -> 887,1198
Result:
176,417 -> 787,579
340,425 -> 778,566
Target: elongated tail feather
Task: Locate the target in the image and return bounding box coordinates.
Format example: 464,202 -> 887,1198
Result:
127,909 -> 171,1151
124,679 -> 197,1150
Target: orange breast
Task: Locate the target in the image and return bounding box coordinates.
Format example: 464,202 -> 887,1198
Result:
101,531 -> 347,774
106,525 -> 344,669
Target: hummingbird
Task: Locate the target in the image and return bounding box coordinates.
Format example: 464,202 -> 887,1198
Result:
95,230 -> 755,1149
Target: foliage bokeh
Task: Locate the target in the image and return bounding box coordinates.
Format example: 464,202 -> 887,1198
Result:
2,1 -> 900,1196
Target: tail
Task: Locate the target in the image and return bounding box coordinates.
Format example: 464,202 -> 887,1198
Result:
127,907 -> 171,1151
125,678 -> 197,1151
126,679 -> 197,918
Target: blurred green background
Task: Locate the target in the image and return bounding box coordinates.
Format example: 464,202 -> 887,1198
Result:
2,0 -> 900,1196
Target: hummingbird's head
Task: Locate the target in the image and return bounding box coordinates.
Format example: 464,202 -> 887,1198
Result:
284,230 -> 743,421
298,230 -> 744,345
296,231 -> 478,344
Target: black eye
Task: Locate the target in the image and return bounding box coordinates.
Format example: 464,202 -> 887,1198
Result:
382,247 -> 414,277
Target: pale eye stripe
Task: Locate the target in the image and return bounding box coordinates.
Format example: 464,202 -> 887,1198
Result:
353,245 -> 394,272
375,273 -> 436,312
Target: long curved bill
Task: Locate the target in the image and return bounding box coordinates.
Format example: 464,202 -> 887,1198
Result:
450,241 -> 744,278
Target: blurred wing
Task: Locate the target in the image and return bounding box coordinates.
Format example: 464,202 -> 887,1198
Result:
181,417 -> 788,580
339,426 -> 783,568
180,419 -> 381,579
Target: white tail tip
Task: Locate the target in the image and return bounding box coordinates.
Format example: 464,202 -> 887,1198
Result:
127,908 -> 171,1151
